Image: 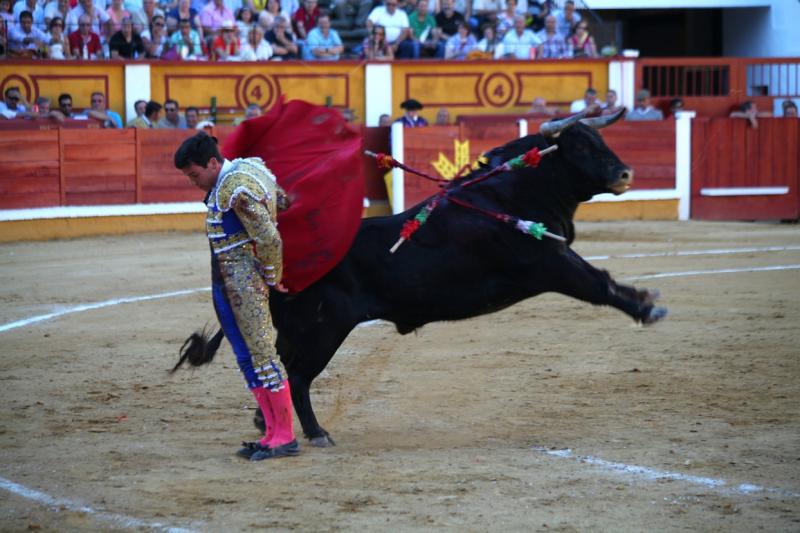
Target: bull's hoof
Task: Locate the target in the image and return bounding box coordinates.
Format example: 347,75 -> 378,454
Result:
643,306 -> 668,325
642,288 -> 661,304
309,434 -> 336,447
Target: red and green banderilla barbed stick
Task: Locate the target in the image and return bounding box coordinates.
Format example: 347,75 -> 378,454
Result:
365,145 -> 564,253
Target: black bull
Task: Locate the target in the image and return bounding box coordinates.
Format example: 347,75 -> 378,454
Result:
175,110 -> 667,446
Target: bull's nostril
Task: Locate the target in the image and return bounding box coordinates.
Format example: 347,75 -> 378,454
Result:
620,169 -> 634,182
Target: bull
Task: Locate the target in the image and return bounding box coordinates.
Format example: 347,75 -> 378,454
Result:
176,108 -> 666,446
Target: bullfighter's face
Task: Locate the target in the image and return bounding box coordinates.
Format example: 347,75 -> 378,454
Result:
181,158 -> 221,192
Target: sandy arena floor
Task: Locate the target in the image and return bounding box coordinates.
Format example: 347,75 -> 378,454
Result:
0,220 -> 799,532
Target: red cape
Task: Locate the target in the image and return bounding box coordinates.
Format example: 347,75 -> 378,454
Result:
222,98 -> 365,293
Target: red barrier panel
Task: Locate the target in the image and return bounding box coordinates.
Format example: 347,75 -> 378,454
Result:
691,117 -> 799,220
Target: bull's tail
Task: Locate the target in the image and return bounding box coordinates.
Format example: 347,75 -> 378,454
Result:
170,326 -> 225,372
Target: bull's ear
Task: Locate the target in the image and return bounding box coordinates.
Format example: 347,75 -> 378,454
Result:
579,107 -> 626,129
539,109 -> 590,137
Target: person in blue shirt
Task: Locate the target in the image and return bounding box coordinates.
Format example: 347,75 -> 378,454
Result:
87,91 -> 123,128
302,13 -> 343,61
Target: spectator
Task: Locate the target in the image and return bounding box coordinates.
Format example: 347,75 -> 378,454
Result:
156,98 -> 186,128
142,13 -> 168,57
8,10 -> 48,57
495,0 -> 517,37
265,15 -> 298,59
33,96 -> 65,123
68,13 -> 102,59
185,105 -> 200,129
569,20 -> 596,58
87,91 -> 123,128
127,98 -> 146,126
291,0 -> 318,40
408,0 -> 443,58
107,0 -> 130,35
367,0 -> 416,59
435,0 -> 464,40
0,0 -> 12,26
233,103 -> 262,125
669,97 -> 684,118
128,99 -> 161,127
0,86 -> 31,119
529,96 -> 556,117
600,89 -> 622,116
470,0 -> 503,34
396,98 -> 427,127
258,0 -> 285,31
235,6 -> 255,42
167,0 -> 202,39
12,0 -> 44,31
528,0 -> 552,32
570,87 -> 598,113
435,107 -> 450,125
131,0 -> 164,34
362,23 -> 393,59
476,24 -> 499,56
728,100 -> 769,128
378,113 -> 392,126
58,93 -> 87,119
553,0 -> 580,37
240,24 -> 273,60
279,0 -> 299,18
444,20 -> 476,60
44,0 -> 69,27
497,14 -> 539,59
200,0 -> 233,37
627,89 -> 664,121
65,0 -> 109,37
211,19 -> 240,60
109,16 -> 145,57
782,100 -> 798,118
46,17 -> 72,59
536,14 -> 570,59
303,13 -> 342,60
169,16 -> 204,58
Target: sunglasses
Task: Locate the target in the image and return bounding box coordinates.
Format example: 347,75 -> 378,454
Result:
8,96 -> 19,101
153,22 -> 165,26
165,107 -> 177,112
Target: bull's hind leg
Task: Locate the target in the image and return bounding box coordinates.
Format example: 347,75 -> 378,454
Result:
550,250 -> 667,324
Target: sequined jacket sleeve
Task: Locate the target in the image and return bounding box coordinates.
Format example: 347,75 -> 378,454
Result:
232,193 -> 283,285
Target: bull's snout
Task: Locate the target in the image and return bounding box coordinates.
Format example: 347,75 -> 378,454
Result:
609,167 -> 634,194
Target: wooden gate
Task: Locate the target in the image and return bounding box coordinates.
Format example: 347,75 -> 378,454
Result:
691,118 -> 799,220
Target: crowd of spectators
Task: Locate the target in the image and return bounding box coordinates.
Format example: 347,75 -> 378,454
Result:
0,86 -> 227,128
0,0 -> 603,60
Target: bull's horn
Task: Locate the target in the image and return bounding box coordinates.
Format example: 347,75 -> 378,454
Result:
539,109 -> 590,138
579,107 -> 626,129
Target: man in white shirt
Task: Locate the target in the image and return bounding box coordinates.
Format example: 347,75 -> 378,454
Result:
569,87 -> 598,113
65,0 -> 109,35
496,14 -> 539,59
12,0 -> 44,28
367,0 -> 418,58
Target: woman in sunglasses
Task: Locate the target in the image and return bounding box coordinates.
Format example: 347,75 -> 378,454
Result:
46,16 -> 72,59
362,24 -> 393,60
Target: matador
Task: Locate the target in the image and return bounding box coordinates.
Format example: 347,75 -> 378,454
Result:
174,132 -> 299,461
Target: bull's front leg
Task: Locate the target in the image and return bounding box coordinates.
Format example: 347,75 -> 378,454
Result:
548,249 -> 667,324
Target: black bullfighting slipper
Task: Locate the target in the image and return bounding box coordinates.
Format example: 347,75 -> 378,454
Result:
250,440 -> 300,461
236,441 -> 269,459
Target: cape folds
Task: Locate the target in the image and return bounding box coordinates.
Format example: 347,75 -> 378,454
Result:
222,98 -> 365,293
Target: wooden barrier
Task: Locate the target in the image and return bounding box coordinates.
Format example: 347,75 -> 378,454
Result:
691,117 -> 799,220
391,58 -> 610,125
